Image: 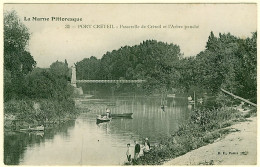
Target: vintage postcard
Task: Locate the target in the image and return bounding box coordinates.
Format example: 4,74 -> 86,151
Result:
2,2 -> 257,166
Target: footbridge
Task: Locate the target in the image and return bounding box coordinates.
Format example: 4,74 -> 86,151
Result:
71,66 -> 146,87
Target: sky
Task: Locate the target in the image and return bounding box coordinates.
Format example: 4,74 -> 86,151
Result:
4,4 -> 257,68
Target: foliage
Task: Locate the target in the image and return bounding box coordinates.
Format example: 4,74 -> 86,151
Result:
177,32 -> 257,103
4,98 -> 76,126
76,40 -> 182,94
190,107 -> 242,131
4,10 -> 76,128
75,32 -> 256,102
4,10 -> 36,101
76,56 -> 101,80
134,107 -> 245,165
4,10 -> 36,76
24,61 -> 73,100
50,60 -> 70,80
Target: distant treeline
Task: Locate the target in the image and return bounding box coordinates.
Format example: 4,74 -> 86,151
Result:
76,40 -> 181,95
76,32 -> 257,103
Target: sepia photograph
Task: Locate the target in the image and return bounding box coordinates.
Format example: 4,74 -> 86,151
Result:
3,3 -> 257,166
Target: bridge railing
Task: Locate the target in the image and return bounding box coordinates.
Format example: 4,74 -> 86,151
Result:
76,80 -> 146,84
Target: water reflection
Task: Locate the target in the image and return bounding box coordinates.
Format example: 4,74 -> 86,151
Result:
4,120 -> 75,165
5,96 -> 191,165
83,97 -> 191,140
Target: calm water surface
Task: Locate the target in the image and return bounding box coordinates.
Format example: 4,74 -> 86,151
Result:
5,96 -> 193,165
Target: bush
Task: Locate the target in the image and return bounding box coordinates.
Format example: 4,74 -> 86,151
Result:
135,106 -> 243,165
4,98 -> 76,128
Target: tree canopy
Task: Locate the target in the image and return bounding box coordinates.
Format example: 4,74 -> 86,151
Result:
4,11 -> 73,102
76,32 -> 257,102
4,10 -> 36,101
178,32 -> 257,103
76,40 -> 182,94
4,10 -> 36,76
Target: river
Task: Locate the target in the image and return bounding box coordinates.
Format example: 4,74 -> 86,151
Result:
4,95 -> 193,165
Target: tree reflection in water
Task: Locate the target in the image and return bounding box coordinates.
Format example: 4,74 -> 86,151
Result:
4,120 -> 76,165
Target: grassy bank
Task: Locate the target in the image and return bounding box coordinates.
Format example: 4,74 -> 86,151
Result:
132,106 -> 256,165
4,98 -> 78,131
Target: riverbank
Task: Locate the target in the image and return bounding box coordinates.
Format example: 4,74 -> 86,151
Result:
164,116 -> 256,165
133,106 -> 256,165
4,98 -> 77,131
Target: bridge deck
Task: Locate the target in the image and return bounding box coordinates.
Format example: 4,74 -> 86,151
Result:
76,80 -> 146,83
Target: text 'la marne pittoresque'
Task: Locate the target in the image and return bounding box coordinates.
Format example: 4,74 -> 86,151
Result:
24,17 -> 83,22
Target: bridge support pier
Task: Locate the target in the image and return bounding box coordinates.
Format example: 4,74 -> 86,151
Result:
71,65 -> 77,87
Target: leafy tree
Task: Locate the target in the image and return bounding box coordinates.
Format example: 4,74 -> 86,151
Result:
4,10 -> 36,76
24,66 -> 73,100
76,40 -> 182,94
50,60 -> 70,79
186,32 -> 257,102
75,32 -> 256,101
235,32 -> 257,102
4,10 -> 36,101
76,56 -> 100,80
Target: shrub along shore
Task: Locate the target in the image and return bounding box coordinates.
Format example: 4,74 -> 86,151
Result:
4,98 -> 78,131
132,105 -> 256,165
